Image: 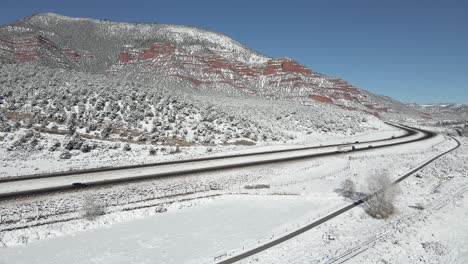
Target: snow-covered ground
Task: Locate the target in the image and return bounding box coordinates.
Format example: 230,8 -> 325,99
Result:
0,123 -> 401,178
1,126 -> 464,264
0,195 -> 329,264
235,137 -> 468,264
0,126 -> 419,197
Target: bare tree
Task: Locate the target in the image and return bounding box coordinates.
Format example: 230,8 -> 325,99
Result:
364,173 -> 399,219
341,178 -> 356,198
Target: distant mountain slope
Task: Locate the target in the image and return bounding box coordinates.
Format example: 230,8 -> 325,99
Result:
0,13 -> 429,120
407,103 -> 468,122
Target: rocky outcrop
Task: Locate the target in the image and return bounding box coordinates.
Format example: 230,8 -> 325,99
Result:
0,35 -> 80,67
110,41 -> 388,115
118,43 -> 176,63
308,95 -> 333,103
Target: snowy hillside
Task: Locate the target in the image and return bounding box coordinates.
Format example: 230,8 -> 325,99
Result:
0,13 -> 410,173
0,13 -> 428,120
0,62 -> 389,176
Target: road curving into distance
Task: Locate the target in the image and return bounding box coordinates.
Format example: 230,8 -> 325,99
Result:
216,135 -> 460,264
0,124 -> 432,200
1,122 -> 414,183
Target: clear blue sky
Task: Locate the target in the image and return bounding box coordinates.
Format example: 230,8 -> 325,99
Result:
2,0 -> 467,104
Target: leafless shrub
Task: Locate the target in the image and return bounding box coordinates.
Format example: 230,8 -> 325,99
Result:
364,173 -> 399,219
148,146 -> 157,155
82,196 -> 105,220
59,150 -> 71,159
341,178 -> 356,198
122,143 -> 131,151
169,145 -> 180,154
155,206 -> 167,213
421,241 -> 447,256
48,141 -> 61,151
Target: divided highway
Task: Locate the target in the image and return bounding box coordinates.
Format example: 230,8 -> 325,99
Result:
0,124 -> 432,200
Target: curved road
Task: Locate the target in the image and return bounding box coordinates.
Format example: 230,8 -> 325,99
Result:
1,122 -> 413,183
216,135 -> 460,264
0,124 -> 428,200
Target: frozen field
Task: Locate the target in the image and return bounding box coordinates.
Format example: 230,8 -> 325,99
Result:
0,195 -> 336,264
240,137 -> 468,264
0,130 -> 466,264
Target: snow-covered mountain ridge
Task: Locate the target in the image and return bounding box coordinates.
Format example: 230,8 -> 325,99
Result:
407,103 -> 468,123
0,13 -> 427,119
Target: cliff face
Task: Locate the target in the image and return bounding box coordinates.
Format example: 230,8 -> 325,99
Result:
0,13 -> 422,119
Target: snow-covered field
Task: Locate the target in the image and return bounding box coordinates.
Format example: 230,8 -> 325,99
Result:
0,195 -> 330,264
237,137 -> 468,264
1,125 -> 465,264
